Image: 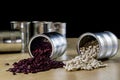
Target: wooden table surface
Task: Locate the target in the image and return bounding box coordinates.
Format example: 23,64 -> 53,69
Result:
0,38 -> 120,80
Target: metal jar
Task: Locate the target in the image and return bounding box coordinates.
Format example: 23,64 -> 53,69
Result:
77,31 -> 119,59
28,32 -> 67,59
0,31 -> 22,52
10,21 -> 31,53
32,21 -> 52,36
51,22 -> 66,37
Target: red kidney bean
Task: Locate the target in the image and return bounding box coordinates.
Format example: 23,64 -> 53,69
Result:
5,63 -> 10,66
7,40 -> 64,75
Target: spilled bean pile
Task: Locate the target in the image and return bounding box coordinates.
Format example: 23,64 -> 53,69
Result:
63,40 -> 107,71
7,40 -> 64,75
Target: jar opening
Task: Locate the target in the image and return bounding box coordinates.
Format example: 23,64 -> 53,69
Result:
78,35 -> 99,59
79,36 -> 97,47
29,36 -> 52,58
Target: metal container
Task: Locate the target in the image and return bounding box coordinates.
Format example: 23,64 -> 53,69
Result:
77,31 -> 119,59
28,32 -> 67,59
32,21 -> 66,37
51,22 -> 66,37
0,31 -> 22,52
10,21 -> 31,53
32,21 -> 52,36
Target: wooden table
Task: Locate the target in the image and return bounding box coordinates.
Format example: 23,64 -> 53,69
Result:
0,38 -> 120,80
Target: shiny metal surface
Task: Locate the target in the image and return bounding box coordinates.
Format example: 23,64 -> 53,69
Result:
51,22 -> 66,37
77,31 -> 119,59
11,21 -> 31,53
32,21 -> 52,35
0,31 -> 22,52
32,21 -> 66,37
28,32 -> 67,59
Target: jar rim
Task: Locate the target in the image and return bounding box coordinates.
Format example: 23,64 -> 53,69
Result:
77,32 -> 102,59
28,34 -> 54,58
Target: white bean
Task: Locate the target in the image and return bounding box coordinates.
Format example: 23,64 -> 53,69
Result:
63,40 -> 107,71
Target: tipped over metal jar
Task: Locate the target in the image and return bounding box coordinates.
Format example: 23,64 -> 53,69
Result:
28,32 -> 67,59
77,31 -> 119,59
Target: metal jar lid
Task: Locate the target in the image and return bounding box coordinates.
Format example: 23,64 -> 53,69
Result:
77,31 -> 119,59
28,32 -> 67,59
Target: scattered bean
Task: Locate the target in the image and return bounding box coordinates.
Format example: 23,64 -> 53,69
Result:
63,40 -> 107,71
5,63 -> 10,66
7,39 -> 64,75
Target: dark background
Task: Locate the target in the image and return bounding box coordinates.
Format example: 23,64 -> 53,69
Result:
0,15 -> 119,38
0,0 -> 120,38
